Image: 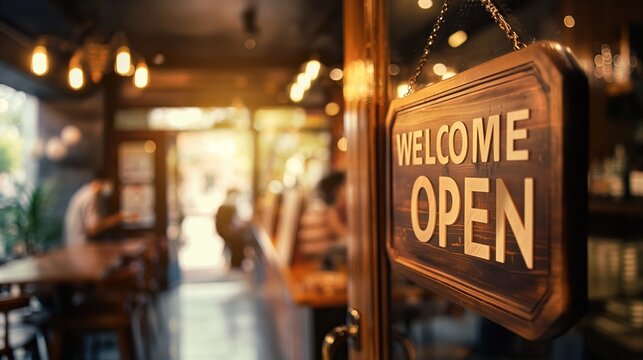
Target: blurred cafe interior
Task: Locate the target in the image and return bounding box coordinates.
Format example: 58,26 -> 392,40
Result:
0,0 -> 642,359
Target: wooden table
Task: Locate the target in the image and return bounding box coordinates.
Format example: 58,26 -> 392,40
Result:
0,238 -> 149,286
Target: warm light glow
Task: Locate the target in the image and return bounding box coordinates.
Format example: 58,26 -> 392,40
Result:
344,60 -> 372,101
325,102 -> 340,116
68,66 -> 84,90
305,60 -> 321,80
143,140 -> 156,153
418,0 -> 433,9
396,82 -> 409,98
337,137 -> 348,152
594,54 -> 604,67
448,31 -> 468,48
126,63 -> 135,76
0,98 -> 8,113
268,180 -> 283,193
153,53 -> 165,65
45,137 -> 67,161
61,125 -> 81,145
115,46 -> 131,75
432,63 -> 447,76
388,64 -> 400,76
31,45 -> 49,76
244,38 -> 256,50
290,83 -> 304,102
297,73 -> 311,90
563,15 -> 575,28
442,71 -> 456,80
285,156 -> 304,175
134,61 -> 149,88
329,68 -> 343,81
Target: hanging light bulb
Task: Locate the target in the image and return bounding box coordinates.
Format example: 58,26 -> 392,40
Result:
68,51 -> 84,90
68,65 -> 84,90
304,60 -> 321,80
289,83 -> 304,102
297,73 -> 311,90
134,60 -> 149,88
115,46 -> 131,75
31,44 -> 49,76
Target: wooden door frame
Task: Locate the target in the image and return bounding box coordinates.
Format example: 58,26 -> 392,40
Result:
343,0 -> 391,358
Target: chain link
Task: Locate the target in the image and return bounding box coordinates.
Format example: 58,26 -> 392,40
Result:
406,0 -> 450,97
479,0 -> 526,51
405,0 -> 527,96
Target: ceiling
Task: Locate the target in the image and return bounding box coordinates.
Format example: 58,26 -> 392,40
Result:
0,0 -> 343,105
0,0 -> 343,68
0,0 -> 553,104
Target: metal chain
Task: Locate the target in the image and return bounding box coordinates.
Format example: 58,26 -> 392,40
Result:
405,0 -> 527,96
479,0 -> 526,51
406,0 -> 450,96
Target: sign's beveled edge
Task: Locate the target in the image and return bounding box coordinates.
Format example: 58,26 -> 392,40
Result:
384,41 -> 588,340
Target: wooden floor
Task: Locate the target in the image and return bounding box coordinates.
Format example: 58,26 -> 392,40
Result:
92,271 -> 279,360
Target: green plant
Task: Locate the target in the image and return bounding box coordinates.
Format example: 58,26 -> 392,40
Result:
0,182 -> 62,255
0,135 -> 21,174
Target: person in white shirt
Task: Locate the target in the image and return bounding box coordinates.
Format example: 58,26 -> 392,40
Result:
64,174 -> 125,246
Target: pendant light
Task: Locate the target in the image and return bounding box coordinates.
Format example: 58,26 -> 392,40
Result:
31,44 -> 49,76
134,60 -> 149,88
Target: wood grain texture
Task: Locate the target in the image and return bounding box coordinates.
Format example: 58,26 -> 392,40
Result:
385,41 -> 587,340
343,0 -> 391,358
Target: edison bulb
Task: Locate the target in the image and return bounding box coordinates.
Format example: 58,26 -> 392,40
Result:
68,66 -> 84,90
115,46 -> 131,75
134,61 -> 149,88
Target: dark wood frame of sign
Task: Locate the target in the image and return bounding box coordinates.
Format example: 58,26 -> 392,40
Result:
385,41 -> 588,340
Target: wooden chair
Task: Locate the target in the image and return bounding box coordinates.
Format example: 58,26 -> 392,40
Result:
50,262 -> 145,360
0,294 -> 42,360
139,245 -> 163,350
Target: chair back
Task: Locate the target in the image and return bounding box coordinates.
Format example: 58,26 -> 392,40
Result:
0,295 -> 31,349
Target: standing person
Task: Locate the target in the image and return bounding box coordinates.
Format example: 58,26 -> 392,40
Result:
64,171 -> 126,246
215,189 -> 248,268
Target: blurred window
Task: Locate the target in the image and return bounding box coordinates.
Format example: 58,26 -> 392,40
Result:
0,84 -> 38,197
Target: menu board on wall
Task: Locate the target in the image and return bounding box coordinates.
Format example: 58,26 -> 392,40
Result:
118,141 -> 156,229
118,142 -> 155,183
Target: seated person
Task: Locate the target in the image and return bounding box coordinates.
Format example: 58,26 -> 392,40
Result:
318,171 -> 348,242
297,171 -> 348,268
64,171 -> 128,246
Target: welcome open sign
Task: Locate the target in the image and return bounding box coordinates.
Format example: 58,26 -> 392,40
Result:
385,42 -> 588,340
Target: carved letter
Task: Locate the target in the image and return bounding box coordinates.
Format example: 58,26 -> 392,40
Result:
472,115 -> 500,162
438,176 -> 460,247
424,129 -> 436,165
506,109 -> 529,161
411,176 -> 437,242
436,125 -> 449,164
412,130 -> 423,165
496,178 -> 534,269
449,121 -> 468,164
396,132 -> 413,166
464,177 -> 490,260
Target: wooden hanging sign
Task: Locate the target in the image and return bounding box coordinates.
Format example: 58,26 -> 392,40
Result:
385,42 -> 588,340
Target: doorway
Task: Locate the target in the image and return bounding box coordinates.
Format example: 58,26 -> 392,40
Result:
176,130 -> 254,278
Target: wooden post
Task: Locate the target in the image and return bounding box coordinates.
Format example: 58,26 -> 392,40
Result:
343,0 -> 390,358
